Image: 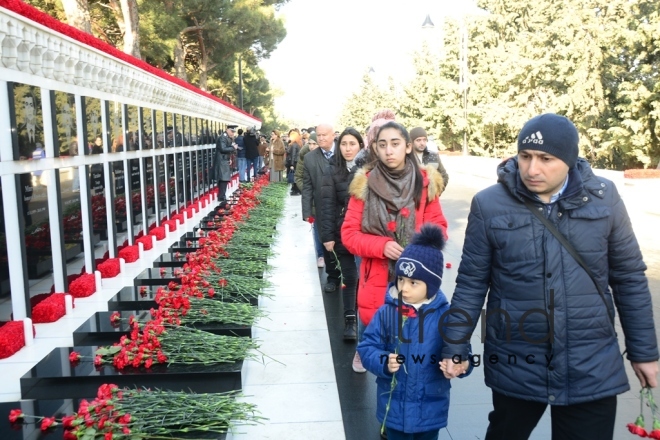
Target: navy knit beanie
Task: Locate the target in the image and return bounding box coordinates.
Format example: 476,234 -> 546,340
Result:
395,224 -> 446,298
517,113 -> 579,168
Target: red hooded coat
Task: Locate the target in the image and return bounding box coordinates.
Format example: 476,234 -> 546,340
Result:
341,164 -> 448,325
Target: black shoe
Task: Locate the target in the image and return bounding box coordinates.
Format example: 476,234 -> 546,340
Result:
343,315 -> 357,341
324,282 -> 337,293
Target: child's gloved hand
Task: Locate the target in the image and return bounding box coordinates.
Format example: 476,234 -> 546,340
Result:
387,353 -> 402,373
439,359 -> 469,379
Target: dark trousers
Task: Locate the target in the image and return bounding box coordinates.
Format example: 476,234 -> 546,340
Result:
335,248 -> 357,316
385,427 -> 438,440
322,245 -> 342,287
245,157 -> 257,180
218,181 -> 228,200
485,390 -> 617,440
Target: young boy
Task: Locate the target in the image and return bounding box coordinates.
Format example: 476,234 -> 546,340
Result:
357,224 -> 470,440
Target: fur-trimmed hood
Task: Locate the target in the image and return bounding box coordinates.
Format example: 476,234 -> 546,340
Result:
348,163 -> 445,201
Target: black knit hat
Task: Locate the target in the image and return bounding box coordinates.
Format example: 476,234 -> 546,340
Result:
517,113 -> 579,168
395,224 -> 446,298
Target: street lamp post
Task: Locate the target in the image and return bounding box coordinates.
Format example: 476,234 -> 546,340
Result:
238,55 -> 244,110
460,17 -> 469,156
457,3 -> 489,156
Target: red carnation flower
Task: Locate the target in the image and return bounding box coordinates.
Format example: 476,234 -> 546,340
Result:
400,207 -> 410,218
98,258 -> 121,278
628,415 -> 648,437
136,235 -> 153,250
387,221 -> 397,232
628,423 -> 648,437
150,226 -> 166,241
400,305 -> 417,318
69,351 -> 81,363
69,273 -> 96,298
8,409 -> 23,423
61,415 -> 77,429
307,216 -> 315,224
0,321 -> 33,359
649,419 -> 660,439
32,294 -> 67,323
118,245 -> 140,263
40,417 -> 56,431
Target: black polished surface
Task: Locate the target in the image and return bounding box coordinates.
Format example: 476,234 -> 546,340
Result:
153,252 -> 188,268
0,398 -> 78,440
168,240 -> 202,253
20,346 -> 243,399
319,270 -> 381,440
180,231 -> 205,241
134,267 -> 182,286
107,285 -> 158,310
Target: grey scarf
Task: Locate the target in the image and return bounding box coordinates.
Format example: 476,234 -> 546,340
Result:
361,159 -> 417,244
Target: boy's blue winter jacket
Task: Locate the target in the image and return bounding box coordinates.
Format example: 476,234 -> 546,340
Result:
358,283 -> 463,434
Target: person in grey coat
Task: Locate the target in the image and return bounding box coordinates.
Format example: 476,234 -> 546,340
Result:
302,124 -> 341,291
214,125 -> 237,201
441,114 -> 658,440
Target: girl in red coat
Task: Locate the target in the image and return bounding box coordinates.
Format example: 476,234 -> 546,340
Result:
341,121 -> 448,373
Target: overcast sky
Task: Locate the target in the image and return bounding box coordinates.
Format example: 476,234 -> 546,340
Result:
259,0 -> 483,127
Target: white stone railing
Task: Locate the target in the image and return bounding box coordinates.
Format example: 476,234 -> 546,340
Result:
0,4 -> 261,324
0,5 -> 259,128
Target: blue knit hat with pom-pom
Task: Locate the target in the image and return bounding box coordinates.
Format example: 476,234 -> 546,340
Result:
395,223 -> 446,297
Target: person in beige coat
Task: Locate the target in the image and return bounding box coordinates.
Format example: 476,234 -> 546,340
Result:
269,129 -> 287,181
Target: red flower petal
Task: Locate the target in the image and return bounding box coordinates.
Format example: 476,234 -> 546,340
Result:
628,423 -> 649,437
40,417 -> 56,431
8,409 -> 23,423
400,305 -> 418,318
387,221 -> 397,232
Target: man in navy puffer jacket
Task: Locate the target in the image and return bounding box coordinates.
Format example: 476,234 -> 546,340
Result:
441,113 -> 658,440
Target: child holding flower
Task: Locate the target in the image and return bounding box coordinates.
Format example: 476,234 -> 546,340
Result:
358,224 -> 470,440
342,121 -> 448,373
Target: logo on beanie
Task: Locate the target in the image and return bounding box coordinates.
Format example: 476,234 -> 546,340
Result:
521,131 -> 544,145
399,261 -> 416,277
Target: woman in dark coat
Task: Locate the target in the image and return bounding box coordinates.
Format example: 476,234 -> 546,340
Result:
286,129 -> 302,195
320,127 -> 365,341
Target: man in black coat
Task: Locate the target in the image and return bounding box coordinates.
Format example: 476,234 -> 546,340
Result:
302,123 -> 341,292
214,125 -> 237,202
244,127 -> 260,181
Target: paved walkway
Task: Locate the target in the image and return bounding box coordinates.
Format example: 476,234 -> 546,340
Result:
227,193 -> 344,440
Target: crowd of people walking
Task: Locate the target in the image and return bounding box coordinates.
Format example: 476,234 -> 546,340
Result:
216,110 -> 659,440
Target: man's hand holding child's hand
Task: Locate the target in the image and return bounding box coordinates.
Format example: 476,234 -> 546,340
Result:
439,359 -> 469,379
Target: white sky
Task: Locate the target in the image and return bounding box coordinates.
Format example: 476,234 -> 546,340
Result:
259,0 -> 482,127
